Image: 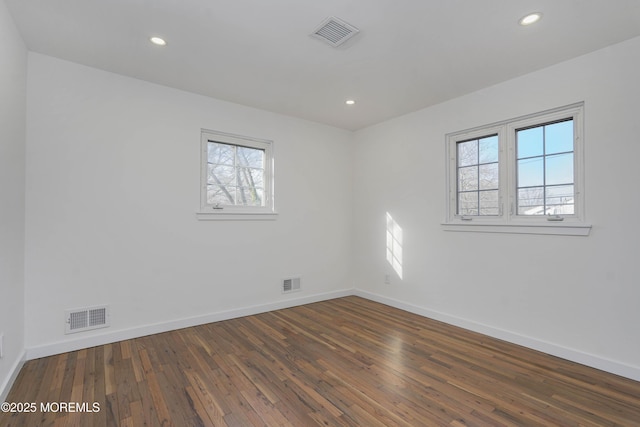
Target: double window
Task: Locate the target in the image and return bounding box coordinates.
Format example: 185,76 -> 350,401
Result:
445,103 -> 589,235
198,129 -> 275,219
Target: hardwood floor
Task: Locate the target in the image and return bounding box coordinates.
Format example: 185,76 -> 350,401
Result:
2,296 -> 640,426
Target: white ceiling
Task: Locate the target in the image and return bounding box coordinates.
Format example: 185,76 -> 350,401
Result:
6,0 -> 640,131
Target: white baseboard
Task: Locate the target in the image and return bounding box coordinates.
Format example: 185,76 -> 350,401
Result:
0,350 -> 26,403
354,289 -> 640,382
22,288 -> 640,383
25,289 -> 353,360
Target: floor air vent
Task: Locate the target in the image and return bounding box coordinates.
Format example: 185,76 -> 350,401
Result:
65,305 -> 110,334
311,16 -> 360,47
282,277 -> 301,293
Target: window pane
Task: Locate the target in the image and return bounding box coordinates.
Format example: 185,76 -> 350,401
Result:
479,163 -> 498,190
237,167 -> 264,188
518,157 -> 543,187
205,141 -> 266,208
208,142 -> 234,165
517,127 -> 543,159
208,164 -> 235,186
479,190 -> 499,215
458,166 -> 478,191
546,153 -> 573,185
545,120 -> 573,154
546,185 -> 574,215
207,185 -> 235,205
457,139 -> 478,167
236,187 -> 264,206
518,187 -> 545,215
478,135 -> 498,163
458,192 -> 478,215
456,135 -> 498,217
237,146 -> 264,168
516,118 -> 575,217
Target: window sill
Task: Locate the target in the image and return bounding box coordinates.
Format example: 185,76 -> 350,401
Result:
441,222 -> 591,236
196,211 -> 278,221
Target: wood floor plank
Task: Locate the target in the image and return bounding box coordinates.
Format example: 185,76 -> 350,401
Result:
142,370 -> 172,426
2,296 -> 640,426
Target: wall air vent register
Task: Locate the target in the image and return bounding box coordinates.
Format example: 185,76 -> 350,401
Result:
65,305 -> 110,334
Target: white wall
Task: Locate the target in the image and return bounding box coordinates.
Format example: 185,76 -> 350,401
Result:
24,53 -> 353,352
0,0 -> 27,399
353,36 -> 640,379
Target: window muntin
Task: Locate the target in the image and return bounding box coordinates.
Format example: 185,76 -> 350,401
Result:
516,119 -> 575,215
457,134 -> 499,216
200,129 -> 274,217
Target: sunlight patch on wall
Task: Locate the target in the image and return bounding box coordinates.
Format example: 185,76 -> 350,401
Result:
386,212 -> 403,279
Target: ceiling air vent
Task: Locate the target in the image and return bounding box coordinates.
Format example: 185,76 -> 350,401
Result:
311,16 -> 360,47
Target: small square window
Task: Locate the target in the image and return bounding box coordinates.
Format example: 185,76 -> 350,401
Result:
198,129 -> 275,220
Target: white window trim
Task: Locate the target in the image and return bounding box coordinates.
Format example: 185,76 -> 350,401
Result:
197,129 -> 277,221
443,103 -> 591,236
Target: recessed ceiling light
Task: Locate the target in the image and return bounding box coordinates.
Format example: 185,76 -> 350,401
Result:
150,36 -> 167,46
345,99 -> 356,105
519,13 -> 542,26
